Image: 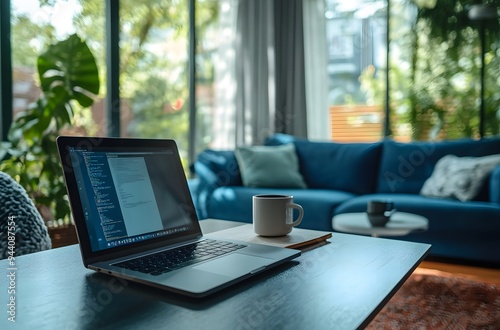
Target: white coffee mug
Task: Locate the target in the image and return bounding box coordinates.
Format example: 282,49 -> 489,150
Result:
253,194 -> 304,236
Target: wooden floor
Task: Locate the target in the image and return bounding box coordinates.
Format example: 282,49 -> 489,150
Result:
417,260 -> 500,284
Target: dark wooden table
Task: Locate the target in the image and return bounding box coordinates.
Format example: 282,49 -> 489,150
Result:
0,220 -> 430,330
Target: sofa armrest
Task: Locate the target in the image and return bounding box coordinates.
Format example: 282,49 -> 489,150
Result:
194,150 -> 241,188
193,150 -> 242,218
490,165 -> 500,204
264,133 -> 300,146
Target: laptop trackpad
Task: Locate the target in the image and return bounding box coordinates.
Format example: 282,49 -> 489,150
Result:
193,253 -> 271,277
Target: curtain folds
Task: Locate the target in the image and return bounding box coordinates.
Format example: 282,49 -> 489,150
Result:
219,0 -> 322,147
235,0 -> 275,146
303,0 -> 329,140
213,0 -> 238,149
274,0 -> 308,138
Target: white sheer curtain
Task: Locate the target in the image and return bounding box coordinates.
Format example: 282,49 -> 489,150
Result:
212,0 -> 328,148
234,0 -> 276,146
212,0 -> 238,149
213,0 -> 276,148
303,0 -> 330,140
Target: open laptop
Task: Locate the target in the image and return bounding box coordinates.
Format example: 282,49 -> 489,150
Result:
56,136 -> 300,297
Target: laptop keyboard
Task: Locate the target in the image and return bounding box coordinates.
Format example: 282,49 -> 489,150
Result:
113,239 -> 246,276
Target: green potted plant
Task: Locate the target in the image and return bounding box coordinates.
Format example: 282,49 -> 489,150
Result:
0,33 -> 100,246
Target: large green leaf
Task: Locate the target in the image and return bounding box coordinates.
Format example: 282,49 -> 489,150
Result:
37,34 -> 100,106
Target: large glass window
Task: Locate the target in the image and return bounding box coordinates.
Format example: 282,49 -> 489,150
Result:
324,0 -> 500,142
11,0 -> 105,136
192,0 -> 236,153
325,0 -> 388,142
86,0 -> 218,170
10,0 -> 201,155
117,0 -> 191,158
7,0 -> 500,153
393,1 -> 500,140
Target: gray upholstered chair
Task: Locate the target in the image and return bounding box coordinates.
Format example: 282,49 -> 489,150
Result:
0,172 -> 51,259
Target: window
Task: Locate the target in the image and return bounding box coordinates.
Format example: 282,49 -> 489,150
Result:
193,0 -> 236,152
11,0 -> 105,136
118,0 -> 190,155
324,0 -> 500,142
6,0 -> 216,171
325,0 -> 388,142
394,1 -> 500,140
4,0 -> 499,154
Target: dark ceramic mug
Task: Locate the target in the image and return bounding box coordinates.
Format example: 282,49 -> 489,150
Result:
367,200 -> 394,215
366,200 -> 396,226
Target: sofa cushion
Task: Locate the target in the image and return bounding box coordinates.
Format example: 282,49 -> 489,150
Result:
235,144 -> 307,188
207,186 -> 355,231
420,154 -> 500,201
377,138 -> 500,194
292,140 -> 382,195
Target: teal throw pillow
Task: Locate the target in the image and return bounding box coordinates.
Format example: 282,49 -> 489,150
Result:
235,144 -> 307,188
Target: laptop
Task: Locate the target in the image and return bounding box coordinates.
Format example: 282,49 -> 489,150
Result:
56,136 -> 300,297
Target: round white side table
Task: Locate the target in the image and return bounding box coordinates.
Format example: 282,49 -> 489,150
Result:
332,212 -> 428,237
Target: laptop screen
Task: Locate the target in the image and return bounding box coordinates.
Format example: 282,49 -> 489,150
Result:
67,145 -> 196,252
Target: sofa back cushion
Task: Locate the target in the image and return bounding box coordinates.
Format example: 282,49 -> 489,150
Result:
377,138 -> 500,194
292,140 -> 382,194
235,143 -> 307,188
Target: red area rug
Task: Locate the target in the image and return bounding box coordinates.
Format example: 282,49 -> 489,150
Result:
367,270 -> 500,330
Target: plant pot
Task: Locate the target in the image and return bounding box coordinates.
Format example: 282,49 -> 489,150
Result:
48,224 -> 78,248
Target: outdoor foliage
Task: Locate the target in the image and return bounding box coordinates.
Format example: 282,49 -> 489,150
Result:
10,0 -> 219,174
71,0 -> 218,155
408,0 -> 500,139
360,0 -> 500,140
0,34 -> 100,224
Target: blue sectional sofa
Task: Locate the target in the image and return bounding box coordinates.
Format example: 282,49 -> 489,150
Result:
189,134 -> 500,266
